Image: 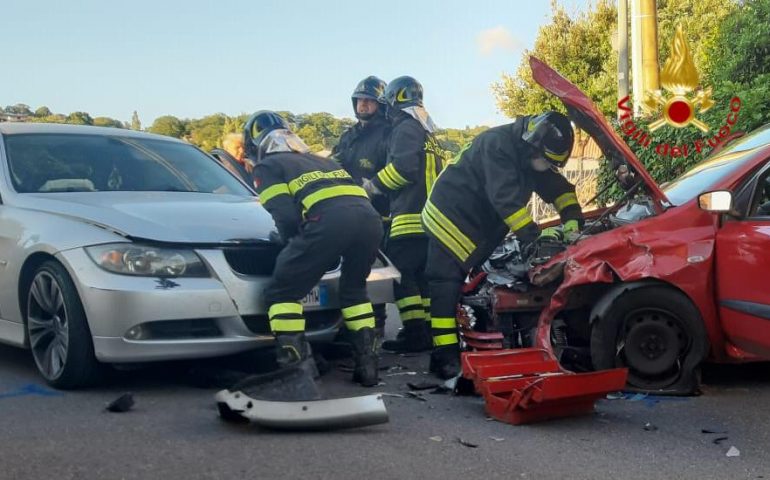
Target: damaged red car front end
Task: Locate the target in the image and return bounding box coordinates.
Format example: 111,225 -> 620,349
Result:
462,57 -> 770,395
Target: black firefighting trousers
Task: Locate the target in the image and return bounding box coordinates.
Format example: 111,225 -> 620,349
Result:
264,202 -> 384,335
385,236 -> 430,326
424,238 -> 469,347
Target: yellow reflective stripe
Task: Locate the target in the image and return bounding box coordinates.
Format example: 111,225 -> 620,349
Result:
510,215 -> 534,232
390,227 -> 425,237
392,214 -> 422,227
422,297 -> 431,307
270,319 -> 306,332
433,333 -> 459,346
385,164 -> 409,187
377,168 -> 400,190
341,303 -> 374,320
431,317 -> 457,329
504,207 -> 534,232
545,149 -> 569,163
268,302 -> 303,318
554,192 -> 578,211
396,295 -> 423,309
424,201 -> 475,254
345,317 -> 375,331
259,183 -> 290,204
301,185 -> 368,211
425,152 -> 436,194
422,209 -> 471,262
287,169 -> 352,194
400,310 -> 425,321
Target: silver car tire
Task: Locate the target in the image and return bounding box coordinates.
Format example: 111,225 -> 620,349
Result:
25,260 -> 102,389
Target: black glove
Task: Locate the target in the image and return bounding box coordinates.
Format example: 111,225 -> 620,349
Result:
615,164 -> 636,191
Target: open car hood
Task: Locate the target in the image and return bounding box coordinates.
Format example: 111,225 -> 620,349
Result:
529,56 -> 669,207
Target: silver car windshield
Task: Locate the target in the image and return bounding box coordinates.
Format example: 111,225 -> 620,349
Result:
3,134 -> 253,195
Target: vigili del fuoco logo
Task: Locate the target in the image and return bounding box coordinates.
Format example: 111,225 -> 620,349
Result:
617,24 -> 741,158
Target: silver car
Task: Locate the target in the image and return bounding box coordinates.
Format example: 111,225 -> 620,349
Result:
0,123 -> 398,388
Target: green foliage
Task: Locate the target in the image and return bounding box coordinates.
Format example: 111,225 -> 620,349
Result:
493,0 -> 618,118
148,115 -> 186,138
4,103 -> 32,115
66,112 -> 93,125
435,126 -> 489,153
597,0 -> 770,204
186,114 -> 228,151
92,117 -> 124,128
34,106 -> 52,117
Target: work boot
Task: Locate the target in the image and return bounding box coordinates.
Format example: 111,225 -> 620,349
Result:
382,321 -> 432,353
276,333 -> 319,379
429,344 -> 461,380
350,327 -> 379,387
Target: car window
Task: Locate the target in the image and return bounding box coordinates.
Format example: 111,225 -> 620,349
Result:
3,134 -> 253,195
750,172 -> 770,217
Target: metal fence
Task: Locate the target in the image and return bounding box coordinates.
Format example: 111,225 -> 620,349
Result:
529,161 -> 600,223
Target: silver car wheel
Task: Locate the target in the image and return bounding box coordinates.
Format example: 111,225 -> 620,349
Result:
27,271 -> 69,380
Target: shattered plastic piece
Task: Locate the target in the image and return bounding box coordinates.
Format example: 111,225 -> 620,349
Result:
490,436 -> 505,442
379,393 -> 406,398
407,381 -> 440,391
385,371 -> 417,377
106,393 -> 134,413
429,436 -> 443,442
628,393 -> 648,402
726,446 -> 740,457
702,428 -> 728,434
713,436 -> 729,445
643,422 -> 658,431
457,438 -> 479,448
605,392 -> 624,400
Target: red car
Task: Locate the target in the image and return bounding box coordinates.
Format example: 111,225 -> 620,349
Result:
462,58 -> 770,395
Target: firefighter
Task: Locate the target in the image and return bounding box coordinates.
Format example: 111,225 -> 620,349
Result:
422,111 -> 583,378
244,111 -> 384,387
332,76 -> 391,334
362,76 -> 444,353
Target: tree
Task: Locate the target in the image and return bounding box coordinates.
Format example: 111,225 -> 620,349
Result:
4,103 -> 32,115
187,113 -> 228,151
66,111 -> 93,125
34,106 -> 52,117
493,0 -> 618,118
92,117 -> 124,128
131,111 -> 141,130
148,115 -> 186,138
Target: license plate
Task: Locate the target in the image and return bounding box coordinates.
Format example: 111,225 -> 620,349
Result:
301,285 -> 327,307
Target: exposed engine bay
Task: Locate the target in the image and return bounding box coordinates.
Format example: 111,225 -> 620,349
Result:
458,191 -> 658,372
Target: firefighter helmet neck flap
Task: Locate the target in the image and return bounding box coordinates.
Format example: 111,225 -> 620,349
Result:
522,112 -> 574,171
243,111 -> 310,166
352,76 -> 387,121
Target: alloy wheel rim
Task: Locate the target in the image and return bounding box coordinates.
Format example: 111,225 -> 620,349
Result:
27,272 -> 68,380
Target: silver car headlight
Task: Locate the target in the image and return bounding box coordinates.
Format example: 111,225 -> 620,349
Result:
85,244 -> 210,277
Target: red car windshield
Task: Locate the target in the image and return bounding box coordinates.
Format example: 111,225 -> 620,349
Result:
662,124 -> 770,206
3,133 -> 253,195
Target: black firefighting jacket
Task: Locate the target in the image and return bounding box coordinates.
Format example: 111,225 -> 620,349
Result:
253,151 -> 371,241
422,117 -> 583,269
332,115 -> 389,183
370,111 -> 443,240
331,115 -> 390,216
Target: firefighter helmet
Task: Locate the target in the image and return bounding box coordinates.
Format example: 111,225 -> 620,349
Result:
522,112 -> 574,168
379,76 -> 423,109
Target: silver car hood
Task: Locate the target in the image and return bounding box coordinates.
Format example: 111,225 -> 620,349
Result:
15,192 -> 276,244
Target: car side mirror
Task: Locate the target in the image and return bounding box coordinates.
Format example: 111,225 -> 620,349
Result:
698,190 -> 733,213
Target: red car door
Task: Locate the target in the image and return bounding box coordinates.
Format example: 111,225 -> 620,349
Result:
715,171 -> 770,357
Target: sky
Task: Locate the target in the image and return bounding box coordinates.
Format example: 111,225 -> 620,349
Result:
1,0 -> 591,129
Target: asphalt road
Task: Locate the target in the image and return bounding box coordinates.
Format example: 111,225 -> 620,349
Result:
1,317 -> 770,480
